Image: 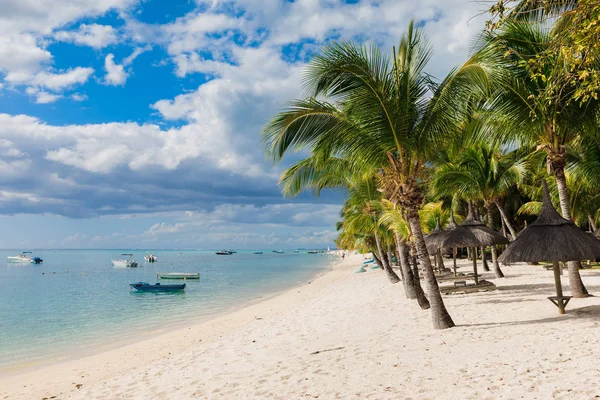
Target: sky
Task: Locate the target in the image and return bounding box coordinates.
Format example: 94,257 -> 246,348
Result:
0,0 -> 488,249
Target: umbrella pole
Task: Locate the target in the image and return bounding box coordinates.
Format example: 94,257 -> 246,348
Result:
552,261 -> 566,314
472,247 -> 479,286
453,247 -> 457,277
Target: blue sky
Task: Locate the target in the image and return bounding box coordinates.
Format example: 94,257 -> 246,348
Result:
0,0 -> 486,249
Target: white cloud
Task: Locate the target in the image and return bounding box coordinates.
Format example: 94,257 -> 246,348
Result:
0,113 -> 268,178
71,93 -> 88,102
104,54 -> 127,86
123,45 -> 151,65
0,34 -> 52,77
54,24 -> 118,49
103,47 -> 147,86
25,87 -> 63,104
0,0 -> 135,98
35,91 -> 63,104
45,69 -> 94,92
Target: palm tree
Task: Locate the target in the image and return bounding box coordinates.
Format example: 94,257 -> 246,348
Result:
432,144 -> 527,277
263,22 -> 490,329
339,180 -> 401,284
379,200 -> 430,308
480,20 -> 600,297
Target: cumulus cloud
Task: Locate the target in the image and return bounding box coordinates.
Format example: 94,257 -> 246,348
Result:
0,0 -> 490,249
0,0 -> 135,99
103,54 -> 127,86
54,24 -> 118,49
103,47 -> 149,86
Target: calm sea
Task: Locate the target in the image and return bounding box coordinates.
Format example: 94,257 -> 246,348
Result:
0,249 -> 334,370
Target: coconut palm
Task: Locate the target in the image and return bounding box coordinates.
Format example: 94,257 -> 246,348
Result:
263,22 -> 490,329
480,20 -> 600,296
379,200 -> 430,309
339,180 -> 401,284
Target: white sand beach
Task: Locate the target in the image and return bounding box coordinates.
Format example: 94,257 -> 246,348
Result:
2,254 -> 600,399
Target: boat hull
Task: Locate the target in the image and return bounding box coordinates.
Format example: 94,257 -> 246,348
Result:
156,272 -> 199,280
130,282 -> 185,292
7,257 -> 32,263
112,260 -> 138,268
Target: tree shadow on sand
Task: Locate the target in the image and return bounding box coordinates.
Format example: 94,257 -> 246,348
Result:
458,305 -> 600,328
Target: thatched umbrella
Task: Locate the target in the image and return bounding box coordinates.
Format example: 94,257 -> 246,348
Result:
439,203 -> 509,285
499,181 -> 600,314
426,214 -> 460,276
425,219 -> 448,273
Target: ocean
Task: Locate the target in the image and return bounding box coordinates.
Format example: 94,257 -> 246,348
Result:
0,249 -> 334,370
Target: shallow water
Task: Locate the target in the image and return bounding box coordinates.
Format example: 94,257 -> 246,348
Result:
0,249 -> 334,369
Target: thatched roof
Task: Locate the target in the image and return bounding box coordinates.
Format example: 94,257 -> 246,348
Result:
438,204 -> 509,248
499,181 -> 600,264
446,213 -> 457,230
425,219 -> 445,253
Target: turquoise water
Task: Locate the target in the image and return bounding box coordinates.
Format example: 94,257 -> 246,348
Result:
0,250 -> 334,369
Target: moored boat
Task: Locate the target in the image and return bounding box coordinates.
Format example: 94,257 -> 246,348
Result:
253,251 -> 263,254
216,250 -> 233,255
144,254 -> 158,263
112,254 -> 138,268
130,282 -> 186,292
156,272 -> 199,280
7,252 -> 35,263
273,250 -> 284,254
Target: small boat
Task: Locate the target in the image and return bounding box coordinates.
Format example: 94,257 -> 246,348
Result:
156,272 -> 199,280
216,250 -> 233,255
112,254 -> 138,268
307,250 -> 319,254
130,282 -> 185,292
273,250 -> 284,254
293,250 -> 300,253
253,251 -> 263,254
7,252 -> 34,263
144,254 -> 158,263
362,258 -> 374,264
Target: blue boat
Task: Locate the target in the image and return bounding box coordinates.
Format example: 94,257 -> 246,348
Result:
129,282 -> 186,292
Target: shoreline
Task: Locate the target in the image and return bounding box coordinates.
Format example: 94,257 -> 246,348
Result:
0,255 -> 337,374
0,255 -> 353,398
3,255 -> 600,399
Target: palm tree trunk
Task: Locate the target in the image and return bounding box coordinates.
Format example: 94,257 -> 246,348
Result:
387,243 -> 395,267
480,246 -> 490,272
375,233 -> 400,284
493,199 -> 517,240
407,212 -> 454,329
436,250 -> 446,270
554,167 -> 589,297
409,249 -> 431,310
396,236 -> 417,299
485,202 -> 505,278
372,252 -> 384,269
588,213 -> 597,232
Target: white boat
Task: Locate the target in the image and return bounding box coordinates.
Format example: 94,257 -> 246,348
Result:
7,252 -> 33,263
111,254 -> 138,268
156,272 -> 200,280
144,254 -> 158,263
